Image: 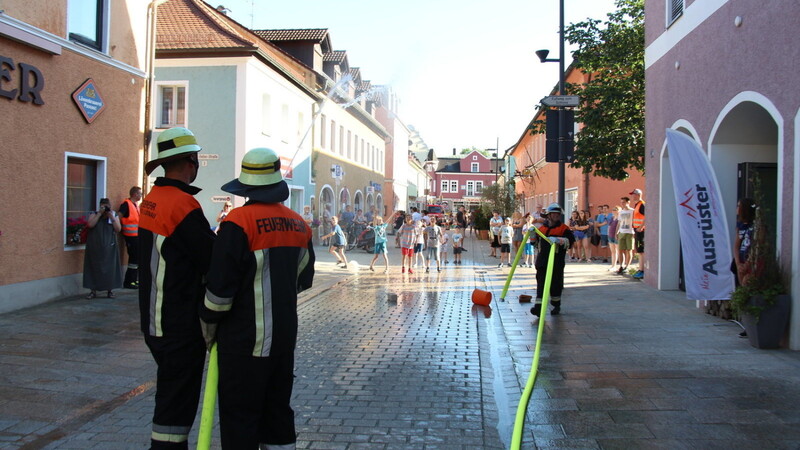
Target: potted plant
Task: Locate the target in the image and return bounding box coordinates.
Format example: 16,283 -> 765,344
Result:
472,207 -> 490,240
730,190 -> 791,349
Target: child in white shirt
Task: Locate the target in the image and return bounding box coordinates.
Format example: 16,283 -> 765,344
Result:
499,217 -> 514,267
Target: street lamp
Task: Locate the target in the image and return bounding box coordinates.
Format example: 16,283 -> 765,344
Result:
536,0 -> 567,215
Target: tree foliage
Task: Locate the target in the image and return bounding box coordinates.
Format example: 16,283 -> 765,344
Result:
563,0 -> 644,180
480,181 -> 521,218
460,147 -> 492,157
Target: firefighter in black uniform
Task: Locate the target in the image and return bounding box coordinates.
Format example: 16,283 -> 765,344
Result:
530,203 -> 575,317
138,127 -> 215,448
201,147 -> 315,449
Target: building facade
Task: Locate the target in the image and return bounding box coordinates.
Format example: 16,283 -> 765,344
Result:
0,1 -> 148,312
431,150 -> 502,210
510,66 -> 645,218
644,0 -> 799,347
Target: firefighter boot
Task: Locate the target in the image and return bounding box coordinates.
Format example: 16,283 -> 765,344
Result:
551,298 -> 561,315
530,302 -> 542,317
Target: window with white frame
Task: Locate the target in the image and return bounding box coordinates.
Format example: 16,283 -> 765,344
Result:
297,112 -> 304,146
450,180 -> 457,192
466,181 -> 474,196
667,0 -> 684,27
281,104 -> 289,143
476,181 -> 483,193
471,162 -> 479,173
68,0 -> 109,52
261,94 -> 271,136
441,179 -> 449,193
339,126 -> 344,155
320,114 -> 326,148
330,120 -> 336,152
65,153 -> 106,247
157,83 -> 187,128
347,131 -> 352,159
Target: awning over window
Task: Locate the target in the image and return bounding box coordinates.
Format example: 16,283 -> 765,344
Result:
407,182 -> 418,198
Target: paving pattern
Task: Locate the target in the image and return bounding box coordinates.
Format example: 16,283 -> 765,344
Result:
1,232 -> 800,449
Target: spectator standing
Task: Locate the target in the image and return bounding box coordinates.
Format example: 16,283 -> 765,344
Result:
213,201 -> 233,234
83,198 -> 123,299
511,211 -> 524,254
413,220 -> 426,268
200,148 -> 315,449
607,206 -> 621,271
594,205 -> 610,263
582,210 -> 594,261
616,197 -> 635,274
630,189 -> 646,279
302,205 -> 313,229
440,223 -> 451,264
733,198 -> 756,286
119,186 -> 142,289
489,210 -> 503,257
411,207 -> 422,222
530,203 -> 575,317
498,217 -> 514,267
568,211 -> 582,261
456,205 -> 467,230
339,205 -> 355,230
521,214 -> 536,268
452,227 -> 464,264
368,215 -> 390,273
138,127 -> 215,448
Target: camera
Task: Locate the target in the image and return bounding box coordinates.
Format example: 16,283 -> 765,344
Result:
102,206 -> 110,212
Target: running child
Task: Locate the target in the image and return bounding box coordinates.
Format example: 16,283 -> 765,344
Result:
398,214 -> 416,273
368,216 -> 390,273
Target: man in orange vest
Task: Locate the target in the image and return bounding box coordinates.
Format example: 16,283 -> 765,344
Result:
119,186 -> 142,289
630,188 -> 646,279
201,147 -> 315,449
139,127 -> 215,449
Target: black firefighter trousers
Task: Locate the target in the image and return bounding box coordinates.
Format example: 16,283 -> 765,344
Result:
535,256 -> 566,303
218,350 -> 296,449
144,334 -> 206,449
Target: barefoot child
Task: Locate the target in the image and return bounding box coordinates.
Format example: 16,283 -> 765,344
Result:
368,216 -> 390,273
452,227 -> 464,264
398,214 -> 416,273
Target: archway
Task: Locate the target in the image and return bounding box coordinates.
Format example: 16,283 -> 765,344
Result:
708,94 -> 781,252
376,194 -> 384,216
319,185 -> 335,240
339,188 -> 350,215
354,190 -> 364,213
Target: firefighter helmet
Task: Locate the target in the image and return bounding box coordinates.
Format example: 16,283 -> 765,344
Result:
545,203 -> 563,215
221,148 -> 289,203
146,127 -> 202,174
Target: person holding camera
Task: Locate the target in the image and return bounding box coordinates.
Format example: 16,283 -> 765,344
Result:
83,198 -> 122,299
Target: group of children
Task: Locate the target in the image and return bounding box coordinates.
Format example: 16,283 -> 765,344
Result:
396,213 -> 465,273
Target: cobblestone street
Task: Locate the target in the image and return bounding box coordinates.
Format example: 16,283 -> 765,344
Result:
2,233 -> 800,449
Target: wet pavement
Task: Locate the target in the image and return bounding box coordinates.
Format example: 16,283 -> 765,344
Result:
2,232 -> 800,448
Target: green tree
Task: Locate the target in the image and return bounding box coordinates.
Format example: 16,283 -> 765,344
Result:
563,0 -> 644,180
480,181 -> 520,218
460,147 -> 492,158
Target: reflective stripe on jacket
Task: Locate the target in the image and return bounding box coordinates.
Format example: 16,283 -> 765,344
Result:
120,198 -> 140,237
138,178 -> 214,338
201,202 -> 315,358
633,200 -> 645,230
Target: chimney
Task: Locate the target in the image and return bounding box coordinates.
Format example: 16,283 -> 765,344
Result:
452,148 -> 456,156
216,5 -> 231,15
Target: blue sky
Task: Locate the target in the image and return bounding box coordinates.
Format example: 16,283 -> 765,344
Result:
217,0 -> 618,156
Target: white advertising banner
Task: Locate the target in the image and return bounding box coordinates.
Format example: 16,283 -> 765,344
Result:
665,129 -> 735,300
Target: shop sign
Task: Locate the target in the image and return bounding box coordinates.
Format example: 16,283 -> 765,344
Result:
72,78 -> 105,123
211,195 -> 232,203
0,55 -> 45,105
